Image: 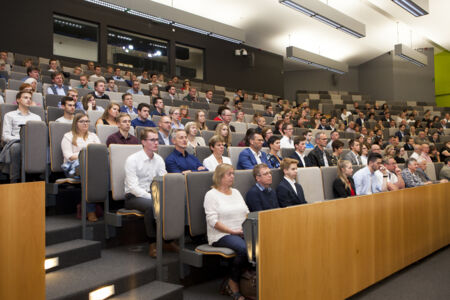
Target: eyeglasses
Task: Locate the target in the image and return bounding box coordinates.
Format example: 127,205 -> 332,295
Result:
143,138 -> 159,142
78,120 -> 90,124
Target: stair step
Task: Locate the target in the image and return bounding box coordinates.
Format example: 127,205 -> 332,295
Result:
110,281 -> 183,300
46,245 -> 179,300
46,239 -> 101,273
46,215 -> 105,246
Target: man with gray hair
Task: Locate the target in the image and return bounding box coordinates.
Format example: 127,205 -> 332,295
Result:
165,129 -> 205,173
375,156 -> 405,191
307,131 -> 332,167
410,144 -> 422,160
401,158 -> 432,187
326,131 -> 339,149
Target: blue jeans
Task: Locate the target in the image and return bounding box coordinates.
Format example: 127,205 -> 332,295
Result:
213,234 -> 248,282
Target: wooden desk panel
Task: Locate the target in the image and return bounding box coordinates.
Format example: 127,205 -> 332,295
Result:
258,183 -> 450,300
0,182 -> 45,300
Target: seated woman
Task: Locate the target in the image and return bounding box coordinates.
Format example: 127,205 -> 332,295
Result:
61,113 -> 101,222
96,102 -> 120,126
333,160 -> 356,198
215,123 -> 232,148
185,122 -> 205,149
330,140 -> 344,166
262,127 -> 273,148
150,85 -> 160,101
395,147 -> 408,164
169,107 -> 184,129
195,110 -> 208,132
179,105 -> 190,119
203,135 -> 232,171
273,120 -> 284,135
82,94 -> 104,113
267,136 -> 282,168
204,163 -> 249,300
235,110 -> 245,123
276,158 -> 307,207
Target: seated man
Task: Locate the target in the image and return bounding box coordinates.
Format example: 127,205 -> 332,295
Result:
254,115 -> 266,134
289,136 -> 311,168
279,123 -> 294,149
237,132 -> 273,170
46,72 -> 69,95
403,136 -> 414,151
167,85 -> 177,100
150,97 -> 166,117
126,80 -> 144,95
304,130 -> 314,149
401,158 -> 432,187
105,78 -> 118,92
0,91 -> 42,182
353,153 -> 388,195
89,80 -> 110,100
22,66 -> 40,82
157,116 -> 172,145
343,139 -> 362,166
131,103 -> 156,128
245,164 -> 279,212
119,93 -> 138,119
276,158 -> 307,207
326,131 -> 339,149
106,113 -> 139,146
57,89 -> 83,110
263,104 -> 274,117
77,75 -> 92,90
112,67 -> 125,81
165,129 -> 205,173
55,96 -> 76,124
307,131 -> 332,167
410,144 -> 422,160
204,90 -> 213,104
183,87 -> 198,102
213,106 -> 236,132
317,116 -> 331,130
124,127 -> 177,257
375,156 -> 405,191
89,65 -> 106,82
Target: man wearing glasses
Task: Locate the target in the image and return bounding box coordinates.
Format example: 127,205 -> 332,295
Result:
245,164 -> 279,212
307,131 -> 332,167
213,107 -> 236,132
280,123 -> 295,149
157,116 -> 173,145
124,127 -> 177,257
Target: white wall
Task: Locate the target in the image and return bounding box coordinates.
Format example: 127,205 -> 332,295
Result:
53,34 -> 98,61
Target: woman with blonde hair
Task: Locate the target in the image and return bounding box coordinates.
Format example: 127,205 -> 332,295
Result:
185,122 -> 205,149
96,102 -> 120,126
81,94 -> 104,112
204,163 -> 249,300
332,160 -> 356,198
215,123 -> 232,148
195,110 -> 208,131
169,107 -> 184,129
61,113 -> 101,221
179,105 -> 190,119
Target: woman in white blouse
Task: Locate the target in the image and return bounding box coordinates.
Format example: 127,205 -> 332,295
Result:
203,135 -> 232,171
61,113 -> 101,222
185,122 -> 205,150
204,163 -> 249,300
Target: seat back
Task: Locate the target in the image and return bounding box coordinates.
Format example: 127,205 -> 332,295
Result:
228,146 -> 246,169
49,122 -> 72,172
231,132 -> 245,146
132,94 -> 150,106
79,144 -> 109,203
321,166 -> 338,200
47,106 -> 64,123
230,122 -> 247,133
5,89 -> 43,106
95,99 -> 111,110
297,167 -> 324,203
157,145 -> 175,160
185,171 -> 214,236
151,174 -> 186,240
425,163 -> 436,181
0,104 -> 45,134
434,162 -> 444,180
281,148 -> 295,159
270,168 -> 284,189
201,130 -> 215,144
87,110 -> 103,124
21,121 -> 47,174
109,144 -> 142,200
104,91 -> 122,101
96,124 -> 119,144
195,146 -> 212,163
233,170 -> 256,197
45,94 -> 65,108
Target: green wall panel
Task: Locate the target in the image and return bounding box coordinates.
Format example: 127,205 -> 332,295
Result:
435,50 -> 450,107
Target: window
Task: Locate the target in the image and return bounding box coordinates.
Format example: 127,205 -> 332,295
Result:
175,44 -> 204,80
53,15 -> 98,61
107,28 -> 168,73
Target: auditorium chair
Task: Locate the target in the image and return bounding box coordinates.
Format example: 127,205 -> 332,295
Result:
95,99 -> 110,110
46,107 -> 84,123
297,167 -> 325,203
201,130 -> 215,144
8,71 -> 26,81
228,146 -> 246,169
45,94 -> 65,108
231,132 -> 245,146
19,120 -> 47,182
96,124 -> 120,144
320,166 -> 338,200
87,110 -> 103,125
104,91 -> 123,102
157,145 -> 175,160
230,122 -> 246,133
434,162 -> 444,180
5,89 -> 43,106
425,163 -> 437,181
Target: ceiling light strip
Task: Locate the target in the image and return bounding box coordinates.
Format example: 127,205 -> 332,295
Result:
85,0 -> 126,12
127,10 -> 171,24
392,0 -> 428,17
173,22 -> 210,35
286,46 -> 348,74
394,43 -> 427,67
279,0 -> 366,38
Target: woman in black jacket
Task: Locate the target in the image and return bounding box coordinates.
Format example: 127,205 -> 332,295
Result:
333,160 -> 356,198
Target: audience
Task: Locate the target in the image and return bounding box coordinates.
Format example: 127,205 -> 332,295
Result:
96,102 -> 120,126
150,97 -> 166,117
330,140 -> 344,166
56,96 -> 76,124
89,66 -> 106,82
439,158 -> 450,181
195,110 -> 208,131
343,139 -> 362,166
353,152 -> 388,195
326,131 -> 340,149
237,132 -> 272,170
203,135 -> 232,172
165,129 -> 205,173
304,130 -> 314,149
204,163 -> 249,300
276,158 -> 307,207
106,113 -> 139,146
215,123 -> 232,148
213,107 -> 236,132
131,103 -> 156,128
333,160 -> 356,198
169,107 -> 184,130
245,164 -> 279,212
375,157 -> 405,191
401,158 -> 432,187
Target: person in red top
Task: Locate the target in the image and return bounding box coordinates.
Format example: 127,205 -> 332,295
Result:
333,160 -> 356,198
213,106 -> 236,132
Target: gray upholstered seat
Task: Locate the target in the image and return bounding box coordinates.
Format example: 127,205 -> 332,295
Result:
281,148 -> 295,159
297,167 -> 325,203
425,163 -> 436,181
195,244 -> 235,257
49,122 -> 73,173
104,91 -> 122,102
87,110 -> 103,124
45,94 -> 65,108
20,121 -> 47,181
5,89 -> 43,106
321,166 -> 338,200
96,124 -> 119,144
95,98 -> 110,110
157,145 -> 175,160
233,169 -> 255,197
109,144 -> 142,200
230,122 -> 247,133
228,146 -> 246,169
231,132 -> 245,146
201,130 -> 215,144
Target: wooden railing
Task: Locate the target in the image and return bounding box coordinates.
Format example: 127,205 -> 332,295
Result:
257,183 -> 450,300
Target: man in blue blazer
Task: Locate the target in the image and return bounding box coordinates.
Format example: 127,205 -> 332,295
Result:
237,132 -> 273,170
276,158 -> 307,207
245,164 -> 279,212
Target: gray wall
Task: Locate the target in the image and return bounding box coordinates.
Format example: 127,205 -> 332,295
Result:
358,52 -> 395,101
283,67 -> 359,100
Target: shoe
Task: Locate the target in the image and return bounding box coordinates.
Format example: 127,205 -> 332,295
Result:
87,212 -> 98,222
163,241 -> 180,253
148,243 -> 157,258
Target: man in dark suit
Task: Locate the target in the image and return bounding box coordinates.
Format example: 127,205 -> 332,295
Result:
307,131 -> 333,167
403,136 -> 414,151
355,112 -> 366,128
289,136 -> 311,168
245,164 -> 279,212
157,116 -> 173,145
237,132 -> 273,169
316,116 -> 332,130
262,104 -> 274,117
276,158 -> 307,207
395,124 -> 407,142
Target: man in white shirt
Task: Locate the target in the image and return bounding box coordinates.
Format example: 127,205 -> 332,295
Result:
112,67 -> 125,81
375,157 -> 405,191
89,66 -> 106,82
353,153 -> 388,195
46,72 -> 70,95
127,80 -> 144,95
124,127 -> 176,257
1,91 -> 42,182
55,97 -> 76,124
410,144 -> 422,160
280,123 -> 294,148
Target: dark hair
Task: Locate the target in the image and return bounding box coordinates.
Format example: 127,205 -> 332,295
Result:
121,93 -> 132,101
293,136 -> 306,146
367,152 -> 382,164
16,90 -> 32,100
94,79 -> 106,87
60,96 -> 74,106
303,130 -> 312,136
281,122 -> 293,134
218,106 -> 230,116
137,103 -> 150,111
152,97 -> 163,106
348,139 -> 359,149
265,104 -> 272,109
27,66 -> 40,75
50,71 -> 63,80
275,120 -> 284,131
268,135 -> 281,146
332,140 -> 344,151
